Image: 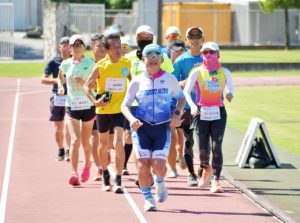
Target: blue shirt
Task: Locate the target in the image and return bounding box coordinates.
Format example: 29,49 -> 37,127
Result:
44,55 -> 67,94
172,51 -> 203,109
123,71 -> 184,124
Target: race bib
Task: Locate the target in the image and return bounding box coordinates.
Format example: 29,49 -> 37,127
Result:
200,106 -> 220,121
53,95 -> 67,107
105,78 -> 125,92
70,96 -> 91,111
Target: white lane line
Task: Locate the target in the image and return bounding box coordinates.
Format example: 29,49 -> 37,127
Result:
107,166 -> 147,223
0,79 -> 21,223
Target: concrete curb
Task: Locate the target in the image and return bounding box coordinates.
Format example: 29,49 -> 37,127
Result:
222,170 -> 297,223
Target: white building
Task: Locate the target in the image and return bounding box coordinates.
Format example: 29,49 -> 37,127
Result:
0,0 -> 43,31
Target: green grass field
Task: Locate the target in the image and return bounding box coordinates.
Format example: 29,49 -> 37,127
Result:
225,86 -> 300,155
0,63 -> 46,77
220,49 -> 300,63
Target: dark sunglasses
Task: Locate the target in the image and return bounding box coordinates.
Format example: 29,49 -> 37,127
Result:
187,34 -> 202,39
202,50 -> 218,55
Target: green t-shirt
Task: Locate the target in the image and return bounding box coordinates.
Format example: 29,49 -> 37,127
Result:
60,57 -> 95,108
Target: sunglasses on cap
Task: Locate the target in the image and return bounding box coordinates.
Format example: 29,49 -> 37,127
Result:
187,34 -> 202,39
145,51 -> 162,59
166,33 -> 180,42
202,49 -> 218,55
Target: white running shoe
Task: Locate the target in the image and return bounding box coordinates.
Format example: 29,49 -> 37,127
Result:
113,185 -> 124,194
155,181 -> 168,203
102,184 -> 111,192
144,198 -> 156,212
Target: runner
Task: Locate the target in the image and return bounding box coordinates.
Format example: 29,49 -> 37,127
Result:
162,26 -> 182,59
172,26 -> 205,186
89,33 -> 107,181
121,44 -> 185,211
57,34 -> 96,186
41,36 -> 71,162
121,36 -> 133,175
126,25 -> 174,186
126,25 -> 174,78
183,42 -> 234,193
84,33 -> 131,193
167,39 -> 186,178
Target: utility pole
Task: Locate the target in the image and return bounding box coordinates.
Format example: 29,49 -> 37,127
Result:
157,0 -> 162,45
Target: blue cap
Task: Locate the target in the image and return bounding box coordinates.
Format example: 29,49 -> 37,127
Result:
142,44 -> 162,56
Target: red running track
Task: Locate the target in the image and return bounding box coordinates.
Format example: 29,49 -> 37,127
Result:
0,78 -> 281,223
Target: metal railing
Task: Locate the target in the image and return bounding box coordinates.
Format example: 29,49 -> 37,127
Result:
0,3 -> 14,60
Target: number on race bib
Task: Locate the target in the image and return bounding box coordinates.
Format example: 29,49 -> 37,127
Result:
200,106 -> 221,121
71,96 -> 91,111
105,78 -> 125,92
53,95 -> 67,107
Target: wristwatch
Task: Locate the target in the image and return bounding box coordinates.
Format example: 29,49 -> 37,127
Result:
174,109 -> 181,116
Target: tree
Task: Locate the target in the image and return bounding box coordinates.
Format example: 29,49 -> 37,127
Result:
259,0 -> 300,49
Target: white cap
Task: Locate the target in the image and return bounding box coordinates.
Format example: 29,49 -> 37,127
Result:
201,42 -> 219,52
69,34 -> 86,45
165,26 -> 181,37
136,25 -> 154,37
120,36 -> 132,46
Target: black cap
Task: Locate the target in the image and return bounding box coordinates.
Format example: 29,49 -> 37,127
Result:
169,39 -> 185,51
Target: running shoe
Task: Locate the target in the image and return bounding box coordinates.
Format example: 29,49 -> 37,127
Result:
135,179 -> 140,188
178,157 -> 187,170
113,175 -> 124,194
93,168 -> 102,181
187,173 -> 198,186
144,198 -> 157,212
56,149 -> 65,161
80,166 -> 91,183
122,167 -> 130,176
198,166 -> 212,188
113,185 -> 124,194
69,173 -> 80,186
155,181 -> 168,203
210,179 -> 224,193
64,149 -> 70,162
167,169 -> 179,178
102,170 -> 111,192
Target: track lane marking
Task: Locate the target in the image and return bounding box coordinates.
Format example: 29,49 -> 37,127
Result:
107,166 -> 148,223
0,79 -> 21,223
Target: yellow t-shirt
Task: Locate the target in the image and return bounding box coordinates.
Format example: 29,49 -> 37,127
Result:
96,57 -> 131,114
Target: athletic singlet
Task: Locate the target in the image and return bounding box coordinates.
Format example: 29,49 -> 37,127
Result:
96,57 -> 131,114
191,66 -> 233,107
123,70 -> 184,124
